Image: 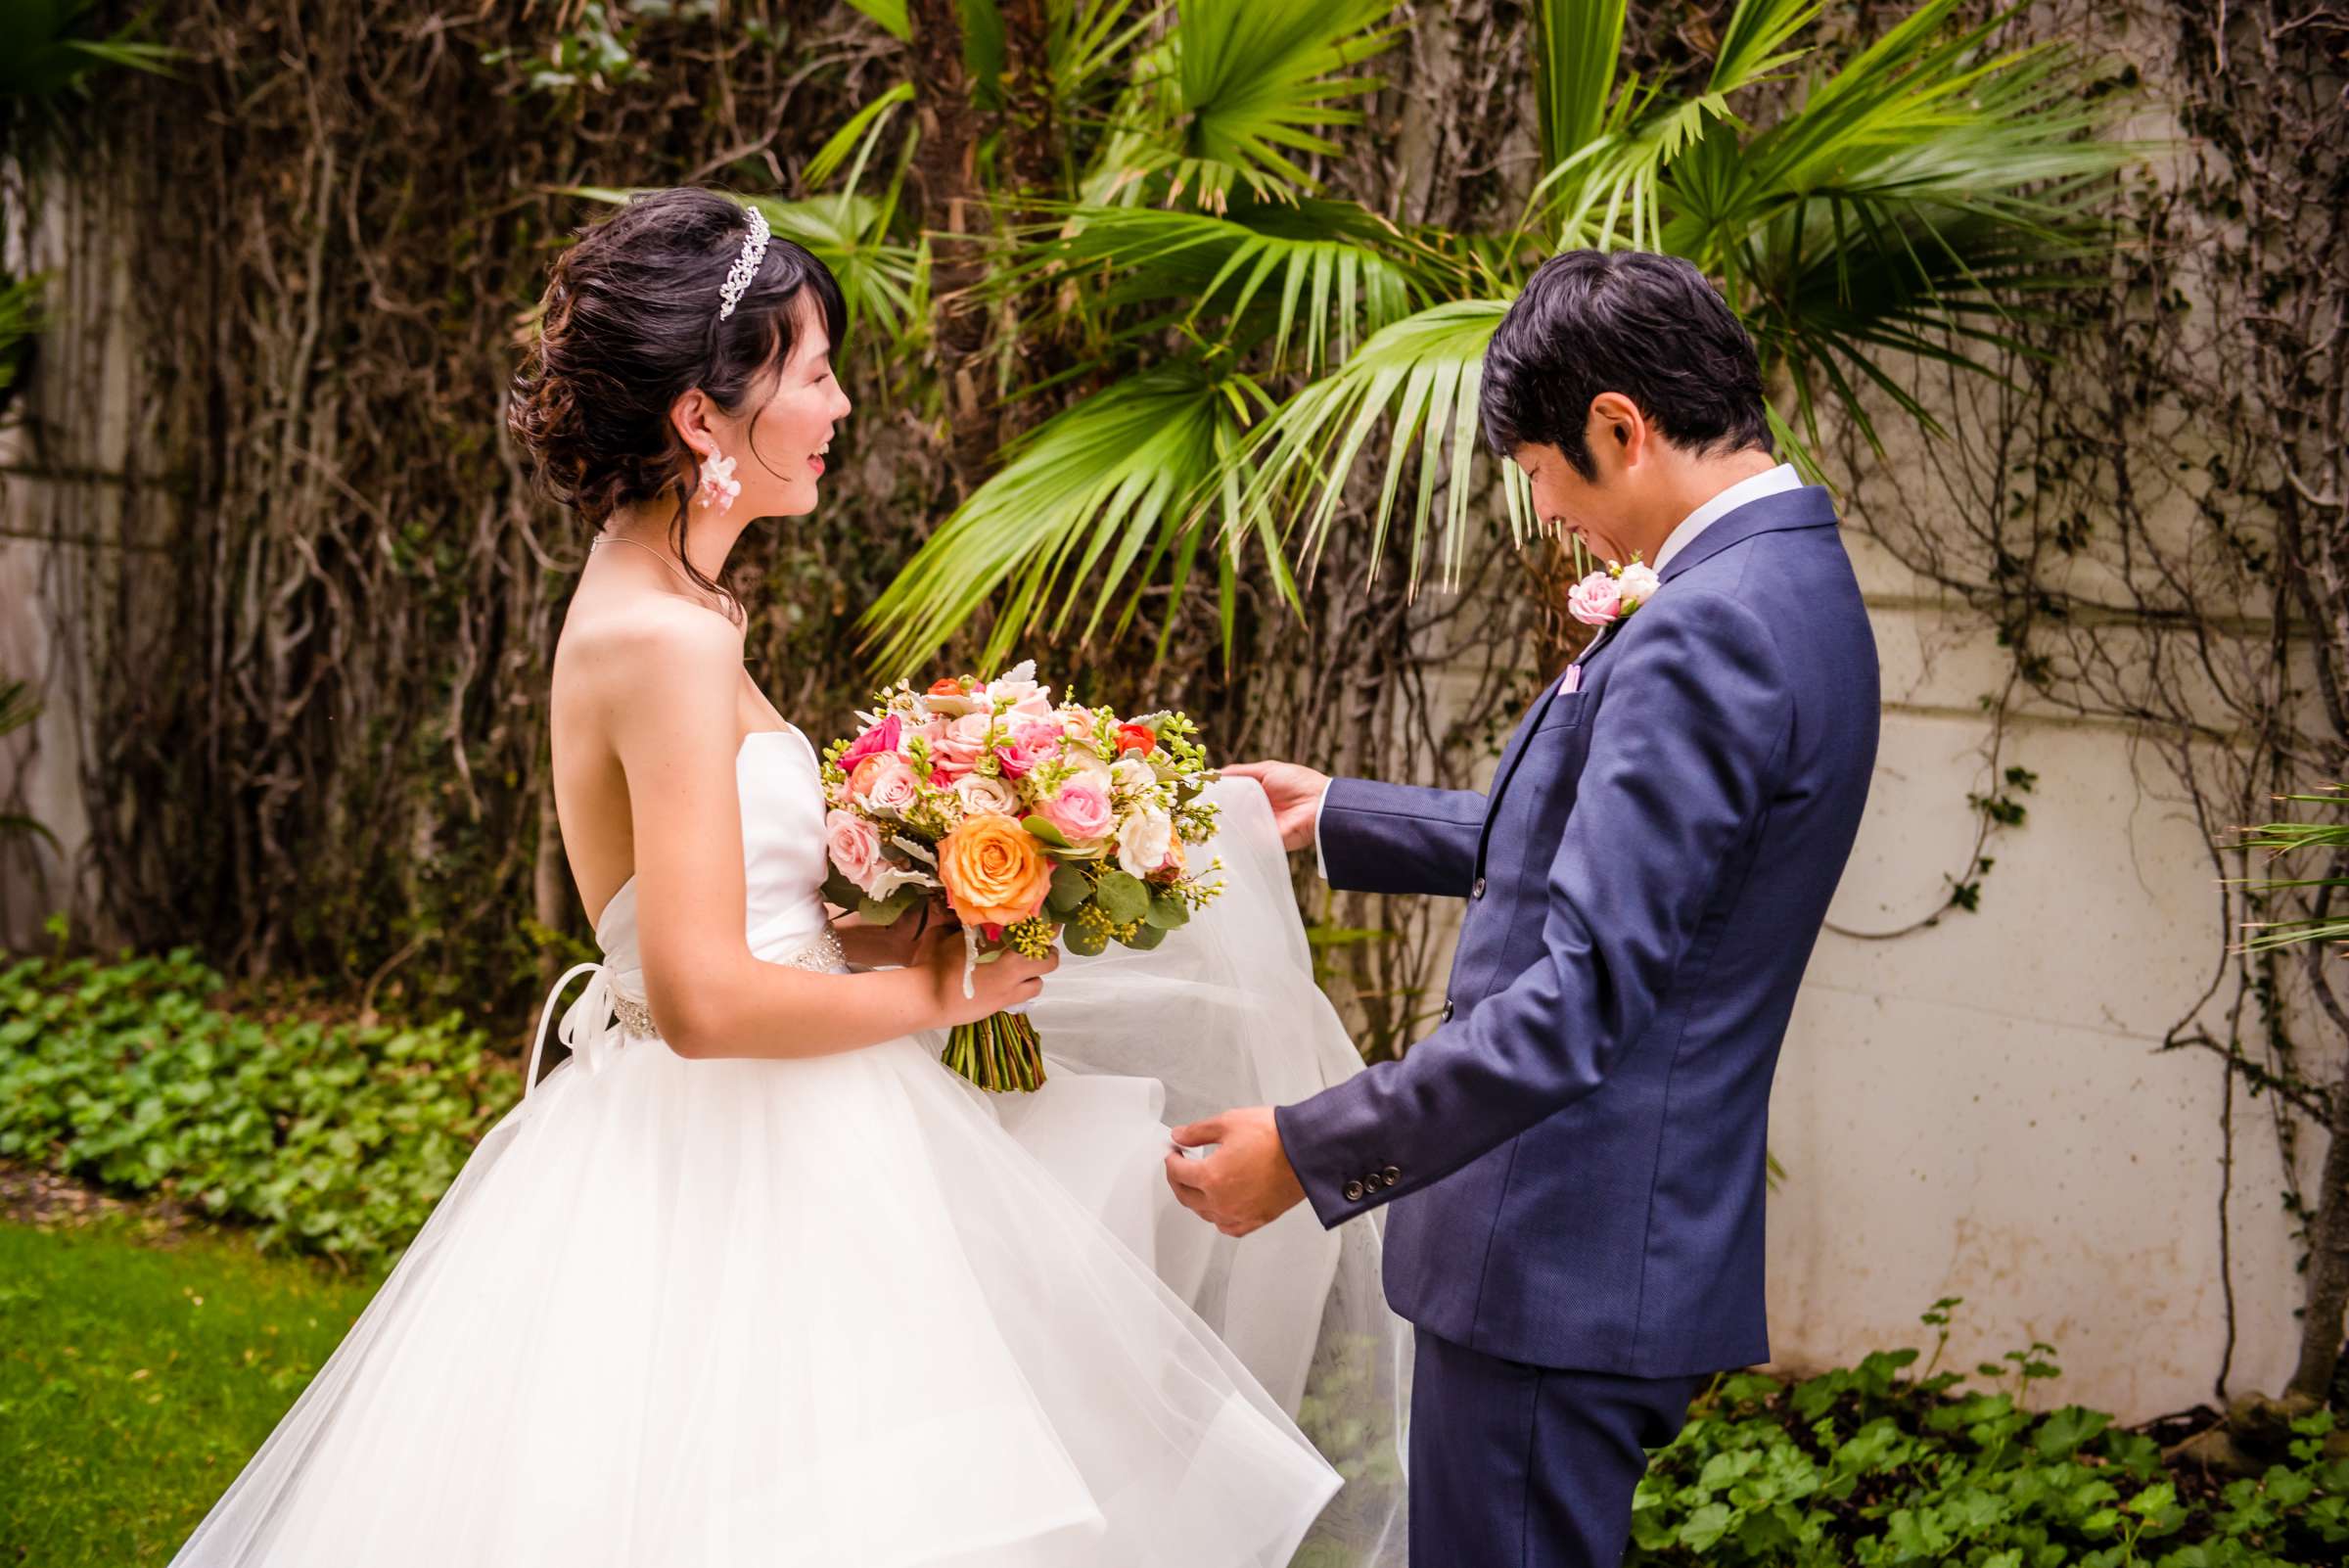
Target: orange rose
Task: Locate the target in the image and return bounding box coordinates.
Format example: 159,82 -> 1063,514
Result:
1115,722 -> 1158,756
936,814 -> 1053,927
928,676 -> 968,696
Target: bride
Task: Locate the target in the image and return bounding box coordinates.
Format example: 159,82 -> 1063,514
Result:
169,188 -> 1404,1567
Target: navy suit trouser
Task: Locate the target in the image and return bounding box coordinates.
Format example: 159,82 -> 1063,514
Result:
1407,1327 -> 1701,1568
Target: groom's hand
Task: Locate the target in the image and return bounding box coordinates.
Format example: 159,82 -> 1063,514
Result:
1164,1107 -> 1306,1237
1219,761 -> 1330,853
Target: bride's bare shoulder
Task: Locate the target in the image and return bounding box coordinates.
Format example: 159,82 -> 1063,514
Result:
556,588 -> 744,715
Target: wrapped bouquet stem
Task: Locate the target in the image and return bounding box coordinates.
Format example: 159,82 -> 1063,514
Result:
819,661 -> 1223,1092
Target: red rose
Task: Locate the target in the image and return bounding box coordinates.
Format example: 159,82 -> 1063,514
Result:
928,677 -> 967,696
1115,722 -> 1158,757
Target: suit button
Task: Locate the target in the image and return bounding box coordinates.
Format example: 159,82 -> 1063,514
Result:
1363,1173 -> 1384,1191
1343,1180 -> 1366,1202
1440,997 -> 1454,1022
1472,876 -> 1487,899
1383,1165 -> 1402,1184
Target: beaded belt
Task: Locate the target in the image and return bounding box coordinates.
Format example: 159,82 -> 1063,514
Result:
525,927 -> 849,1100
609,929 -> 846,1038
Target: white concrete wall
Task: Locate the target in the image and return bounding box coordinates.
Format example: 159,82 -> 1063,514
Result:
1763,526 -> 2316,1420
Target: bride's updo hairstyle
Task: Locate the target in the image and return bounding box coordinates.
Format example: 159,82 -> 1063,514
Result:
508,187 -> 847,607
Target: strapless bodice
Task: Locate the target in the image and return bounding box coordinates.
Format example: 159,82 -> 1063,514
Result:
528,726 -> 841,1096
590,726 -> 834,982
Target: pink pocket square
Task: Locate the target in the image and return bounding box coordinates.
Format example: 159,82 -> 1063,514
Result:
1559,665 -> 1583,696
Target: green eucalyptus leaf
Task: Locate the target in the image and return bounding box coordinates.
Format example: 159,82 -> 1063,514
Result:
1093,869 -> 1151,925
1117,922 -> 1169,951
856,889 -> 916,925
1047,862 -> 1091,914
820,867 -> 866,910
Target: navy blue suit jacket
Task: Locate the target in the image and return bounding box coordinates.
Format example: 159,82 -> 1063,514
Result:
1274,485 -> 1879,1377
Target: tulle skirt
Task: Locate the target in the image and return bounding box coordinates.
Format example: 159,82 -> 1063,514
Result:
170,779 -> 1406,1567
172,1028 -> 1344,1566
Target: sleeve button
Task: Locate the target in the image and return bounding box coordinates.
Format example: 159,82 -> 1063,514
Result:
1343,1180 -> 1366,1202
1383,1165 -> 1402,1183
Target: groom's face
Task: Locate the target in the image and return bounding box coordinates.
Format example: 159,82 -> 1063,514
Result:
1516,438 -> 1634,568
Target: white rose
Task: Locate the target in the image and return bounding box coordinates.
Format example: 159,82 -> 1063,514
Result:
1057,746 -> 1114,787
1616,561 -> 1661,607
1111,757 -> 1158,796
952,772 -> 1020,816
1116,807 -> 1176,879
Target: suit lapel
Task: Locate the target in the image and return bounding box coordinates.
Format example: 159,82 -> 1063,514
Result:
1474,617 -> 1622,868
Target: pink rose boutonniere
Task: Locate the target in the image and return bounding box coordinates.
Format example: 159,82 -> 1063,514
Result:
1567,557 -> 1661,627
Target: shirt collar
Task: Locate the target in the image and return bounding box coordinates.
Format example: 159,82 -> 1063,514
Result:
1650,462 -> 1802,576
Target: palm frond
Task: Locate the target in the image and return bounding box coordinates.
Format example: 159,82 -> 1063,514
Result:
1048,0 -> 1164,119
754,195 -> 929,348
806,81 -> 915,190
1530,0 -> 1625,168
1706,0 -> 1822,96
999,198 -> 1455,374
0,677 -> 40,739
844,0 -> 910,43
1237,298 -> 1525,596
860,361 -> 1280,674
2231,790 -> 2349,953
1082,0 -> 1397,209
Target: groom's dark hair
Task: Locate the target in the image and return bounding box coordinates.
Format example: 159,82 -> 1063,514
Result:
1480,251 -> 1772,480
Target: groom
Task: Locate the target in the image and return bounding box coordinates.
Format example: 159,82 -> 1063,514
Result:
1165,250 -> 1879,1566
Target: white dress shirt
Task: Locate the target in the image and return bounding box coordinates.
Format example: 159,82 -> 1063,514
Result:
1312,461 -> 1804,879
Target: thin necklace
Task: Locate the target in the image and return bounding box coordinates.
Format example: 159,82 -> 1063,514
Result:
595,531 -> 699,590
593,532 -> 751,662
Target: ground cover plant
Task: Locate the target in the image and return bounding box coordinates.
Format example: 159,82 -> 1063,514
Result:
0,945 -> 519,1270
1628,1305 -> 2346,1567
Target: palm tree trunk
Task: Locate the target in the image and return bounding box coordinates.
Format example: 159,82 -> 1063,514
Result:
2289,1060 -> 2349,1400
996,0 -> 1059,202
907,0 -> 996,494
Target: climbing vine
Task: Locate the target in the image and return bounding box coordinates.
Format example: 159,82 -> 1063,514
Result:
1833,0 -> 2349,1409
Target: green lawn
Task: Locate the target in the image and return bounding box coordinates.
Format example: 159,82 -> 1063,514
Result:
0,1218 -> 377,1566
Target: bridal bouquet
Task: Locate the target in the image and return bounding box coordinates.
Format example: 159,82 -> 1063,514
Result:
817,661 -> 1224,1091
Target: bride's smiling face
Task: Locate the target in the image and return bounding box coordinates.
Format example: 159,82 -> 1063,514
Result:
689,293 -> 853,521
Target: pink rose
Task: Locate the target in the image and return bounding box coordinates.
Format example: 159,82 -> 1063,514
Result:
994,718 -> 1064,780
1059,708 -> 1098,742
851,752 -> 919,815
839,715 -> 902,769
932,713 -> 992,779
1566,571 -> 1622,627
825,808 -> 882,893
1036,777 -> 1113,845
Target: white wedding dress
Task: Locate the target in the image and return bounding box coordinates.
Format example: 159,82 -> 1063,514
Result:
171,727 -> 1405,1567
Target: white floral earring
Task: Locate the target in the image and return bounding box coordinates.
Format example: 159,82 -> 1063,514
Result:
695,449 -> 741,513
